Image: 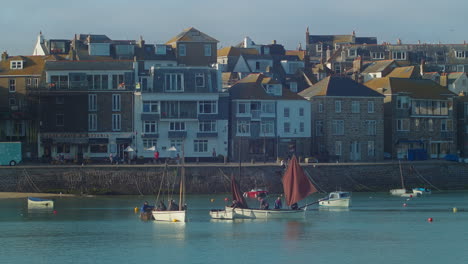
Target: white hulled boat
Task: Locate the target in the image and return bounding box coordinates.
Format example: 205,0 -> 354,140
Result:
319,191 -> 351,207
27,197 -> 54,209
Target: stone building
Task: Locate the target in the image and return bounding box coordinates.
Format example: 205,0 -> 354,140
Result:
299,76 -> 385,162
365,77 -> 458,160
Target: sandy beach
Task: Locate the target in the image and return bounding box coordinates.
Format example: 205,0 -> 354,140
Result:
0,192 -> 75,199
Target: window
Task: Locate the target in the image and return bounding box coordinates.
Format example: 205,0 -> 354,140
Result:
366,120 -> 376,135
194,140 -> 208,153
428,119 -> 433,131
260,121 -> 274,134
392,51 -> 407,60
351,101 -> 360,113
238,102 -> 249,114
164,73 -> 184,92
143,101 -> 159,113
112,114 -> 121,131
88,74 -> 109,90
335,101 -> 342,113
169,121 -> 185,131
284,108 -> 290,118
33,78 -> 39,88
88,114 -> 97,131
396,96 -> 409,109
144,121 -> 157,133
455,51 -> 466,59
10,61 -> 23,70
300,122 -> 305,133
112,74 -> 124,89
204,44 -> 211,56
367,141 -> 375,157
289,82 -> 298,92
88,94 -> 97,111
195,73 -> 205,87
179,44 -> 186,56
112,94 -> 121,111
27,78 -> 32,87
334,64 -> 341,74
284,122 -> 290,133
299,107 -> 304,116
335,141 -> 342,156
316,44 -> 323,52
90,144 -> 107,153
414,118 -> 421,131
396,119 -> 410,131
156,45 -> 166,55
9,79 -> 15,92
332,120 -> 344,135
199,101 -> 217,114
318,103 -> 323,113
199,121 -> 216,132
315,120 -> 323,136
441,119 -> 453,131
371,52 -> 385,60
263,46 -> 270,55
55,97 -> 65,104
237,120 -> 250,134
143,139 -> 157,150
255,62 -> 260,71
348,49 -> 357,57
261,102 -> 275,113
368,101 -> 375,113
56,114 -> 64,127
170,139 -> 183,151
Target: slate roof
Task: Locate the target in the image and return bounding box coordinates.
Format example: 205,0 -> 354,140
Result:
365,77 -> 456,99
166,27 -> 218,45
0,56 -> 48,76
228,73 -> 306,100
386,66 -> 418,78
299,76 -> 384,98
361,60 -> 396,74
45,60 -> 134,71
76,34 -> 111,43
217,47 -> 258,57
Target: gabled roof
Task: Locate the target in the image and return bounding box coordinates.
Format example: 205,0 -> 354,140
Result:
0,56 -> 48,76
386,66 -> 418,78
365,77 -> 456,99
229,73 -> 305,100
45,60 -> 134,71
299,76 -> 384,98
361,60 -> 396,74
217,47 -> 258,57
166,27 -> 218,45
286,50 -> 306,61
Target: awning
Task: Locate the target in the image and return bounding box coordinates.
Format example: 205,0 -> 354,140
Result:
116,138 -> 132,144
89,138 -> 109,144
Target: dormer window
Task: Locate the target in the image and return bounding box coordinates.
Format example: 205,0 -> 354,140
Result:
348,49 -> 357,57
10,61 -> 23,70
156,45 -> 167,55
316,44 -> 323,52
392,51 -> 407,60
455,51 -> 466,59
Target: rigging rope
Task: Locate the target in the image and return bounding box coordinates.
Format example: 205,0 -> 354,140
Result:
303,167 -> 326,193
410,165 -> 442,191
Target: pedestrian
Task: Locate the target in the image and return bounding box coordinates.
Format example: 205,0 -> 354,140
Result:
109,153 -> 114,164
212,148 -> 216,158
274,197 -> 282,209
280,159 -> 285,169
154,150 -> 159,164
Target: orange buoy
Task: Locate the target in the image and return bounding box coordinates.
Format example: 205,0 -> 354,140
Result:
224,197 -> 229,201
427,217 -> 433,222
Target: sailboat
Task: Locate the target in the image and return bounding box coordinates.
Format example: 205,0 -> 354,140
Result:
210,155 -> 318,220
390,160 -> 417,197
152,146 -> 187,222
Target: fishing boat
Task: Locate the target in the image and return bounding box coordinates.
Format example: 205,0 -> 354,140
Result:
152,146 -> 187,222
412,187 -> 431,195
210,155 -> 318,220
27,197 -> 54,209
319,191 -> 351,207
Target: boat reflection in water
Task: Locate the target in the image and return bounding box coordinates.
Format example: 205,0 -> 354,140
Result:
150,221 -> 186,242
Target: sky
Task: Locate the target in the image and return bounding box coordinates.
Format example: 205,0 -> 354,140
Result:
2,0 -> 468,56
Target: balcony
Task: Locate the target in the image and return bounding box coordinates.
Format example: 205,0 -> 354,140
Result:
440,131 -> 454,139
168,131 -> 187,138
197,132 -> 218,138
251,110 -> 261,120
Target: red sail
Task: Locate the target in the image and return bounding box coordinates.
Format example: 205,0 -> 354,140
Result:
282,156 -> 317,206
231,174 -> 249,209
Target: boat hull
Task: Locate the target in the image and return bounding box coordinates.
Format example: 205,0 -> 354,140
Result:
390,188 -> 408,196
412,188 -> 431,195
319,198 -> 351,207
27,197 -> 54,209
209,209 -> 234,220
152,210 -> 186,222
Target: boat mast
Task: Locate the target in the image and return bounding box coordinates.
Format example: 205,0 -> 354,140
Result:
399,160 -> 405,189
179,140 -> 185,211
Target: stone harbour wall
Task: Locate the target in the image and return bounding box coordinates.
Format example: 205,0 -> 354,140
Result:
0,161 -> 468,195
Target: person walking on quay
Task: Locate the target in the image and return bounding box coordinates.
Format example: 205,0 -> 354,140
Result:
154,150 -> 159,164
109,153 -> 114,165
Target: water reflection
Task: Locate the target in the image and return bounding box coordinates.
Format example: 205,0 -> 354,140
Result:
318,207 -> 350,212
150,221 -> 186,242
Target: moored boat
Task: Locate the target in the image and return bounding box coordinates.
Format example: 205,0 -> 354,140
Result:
27,197 -> 54,209
319,191 -> 351,207
412,187 -> 431,195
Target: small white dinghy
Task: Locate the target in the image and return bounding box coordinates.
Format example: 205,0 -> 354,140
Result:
319,191 -> 351,207
412,188 -> 431,195
28,197 -> 54,209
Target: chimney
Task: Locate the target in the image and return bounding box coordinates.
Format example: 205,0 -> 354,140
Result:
1,51 -> 8,61
272,40 -> 277,45
420,59 -> 425,77
440,73 -> 448,87
353,56 -> 363,73
306,26 -> 310,45
297,42 -> 303,51
397,38 -> 402,45
139,36 -> 145,48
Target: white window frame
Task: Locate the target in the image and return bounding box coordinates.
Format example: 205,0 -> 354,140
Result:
194,140 -> 208,153
195,73 -> 205,87
351,101 -> 360,113
335,101 -> 342,113
348,49 -> 357,57
10,60 -> 23,70
396,96 -> 409,109
441,119 -> 452,132
88,94 -> 97,111
199,120 -> 217,132
198,101 -> 217,114
88,113 -> 97,131
143,139 -> 157,150
335,141 -> 342,156
284,108 -> 290,118
260,120 -> 274,135
112,94 -> 121,111
392,51 -> 407,60
368,101 -> 375,113
396,119 -> 410,131
332,120 -> 344,135
366,120 -> 377,135
455,50 -> 466,59
299,107 -> 304,117
316,44 -> 323,52
238,102 -> 250,114
143,101 -> 159,113
261,102 -> 275,114
371,52 -> 385,60
237,120 -> 250,135
169,121 -> 185,131
143,121 -> 157,133
164,73 -> 184,92
179,44 -> 186,56
9,79 -> 16,93
112,114 -> 121,131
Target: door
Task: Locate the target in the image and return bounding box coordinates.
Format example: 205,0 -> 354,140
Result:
117,143 -> 128,162
350,141 -> 361,161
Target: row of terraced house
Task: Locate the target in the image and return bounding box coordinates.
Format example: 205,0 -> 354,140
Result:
0,27 -> 467,163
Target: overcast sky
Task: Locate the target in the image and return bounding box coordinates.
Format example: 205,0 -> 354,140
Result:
2,0 -> 468,56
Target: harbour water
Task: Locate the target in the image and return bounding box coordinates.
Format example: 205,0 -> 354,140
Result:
1,192 -> 468,264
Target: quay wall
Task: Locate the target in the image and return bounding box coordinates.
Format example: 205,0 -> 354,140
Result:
1,161 -> 468,195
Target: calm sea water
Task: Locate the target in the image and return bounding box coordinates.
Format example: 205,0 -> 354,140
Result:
1,192 -> 467,264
